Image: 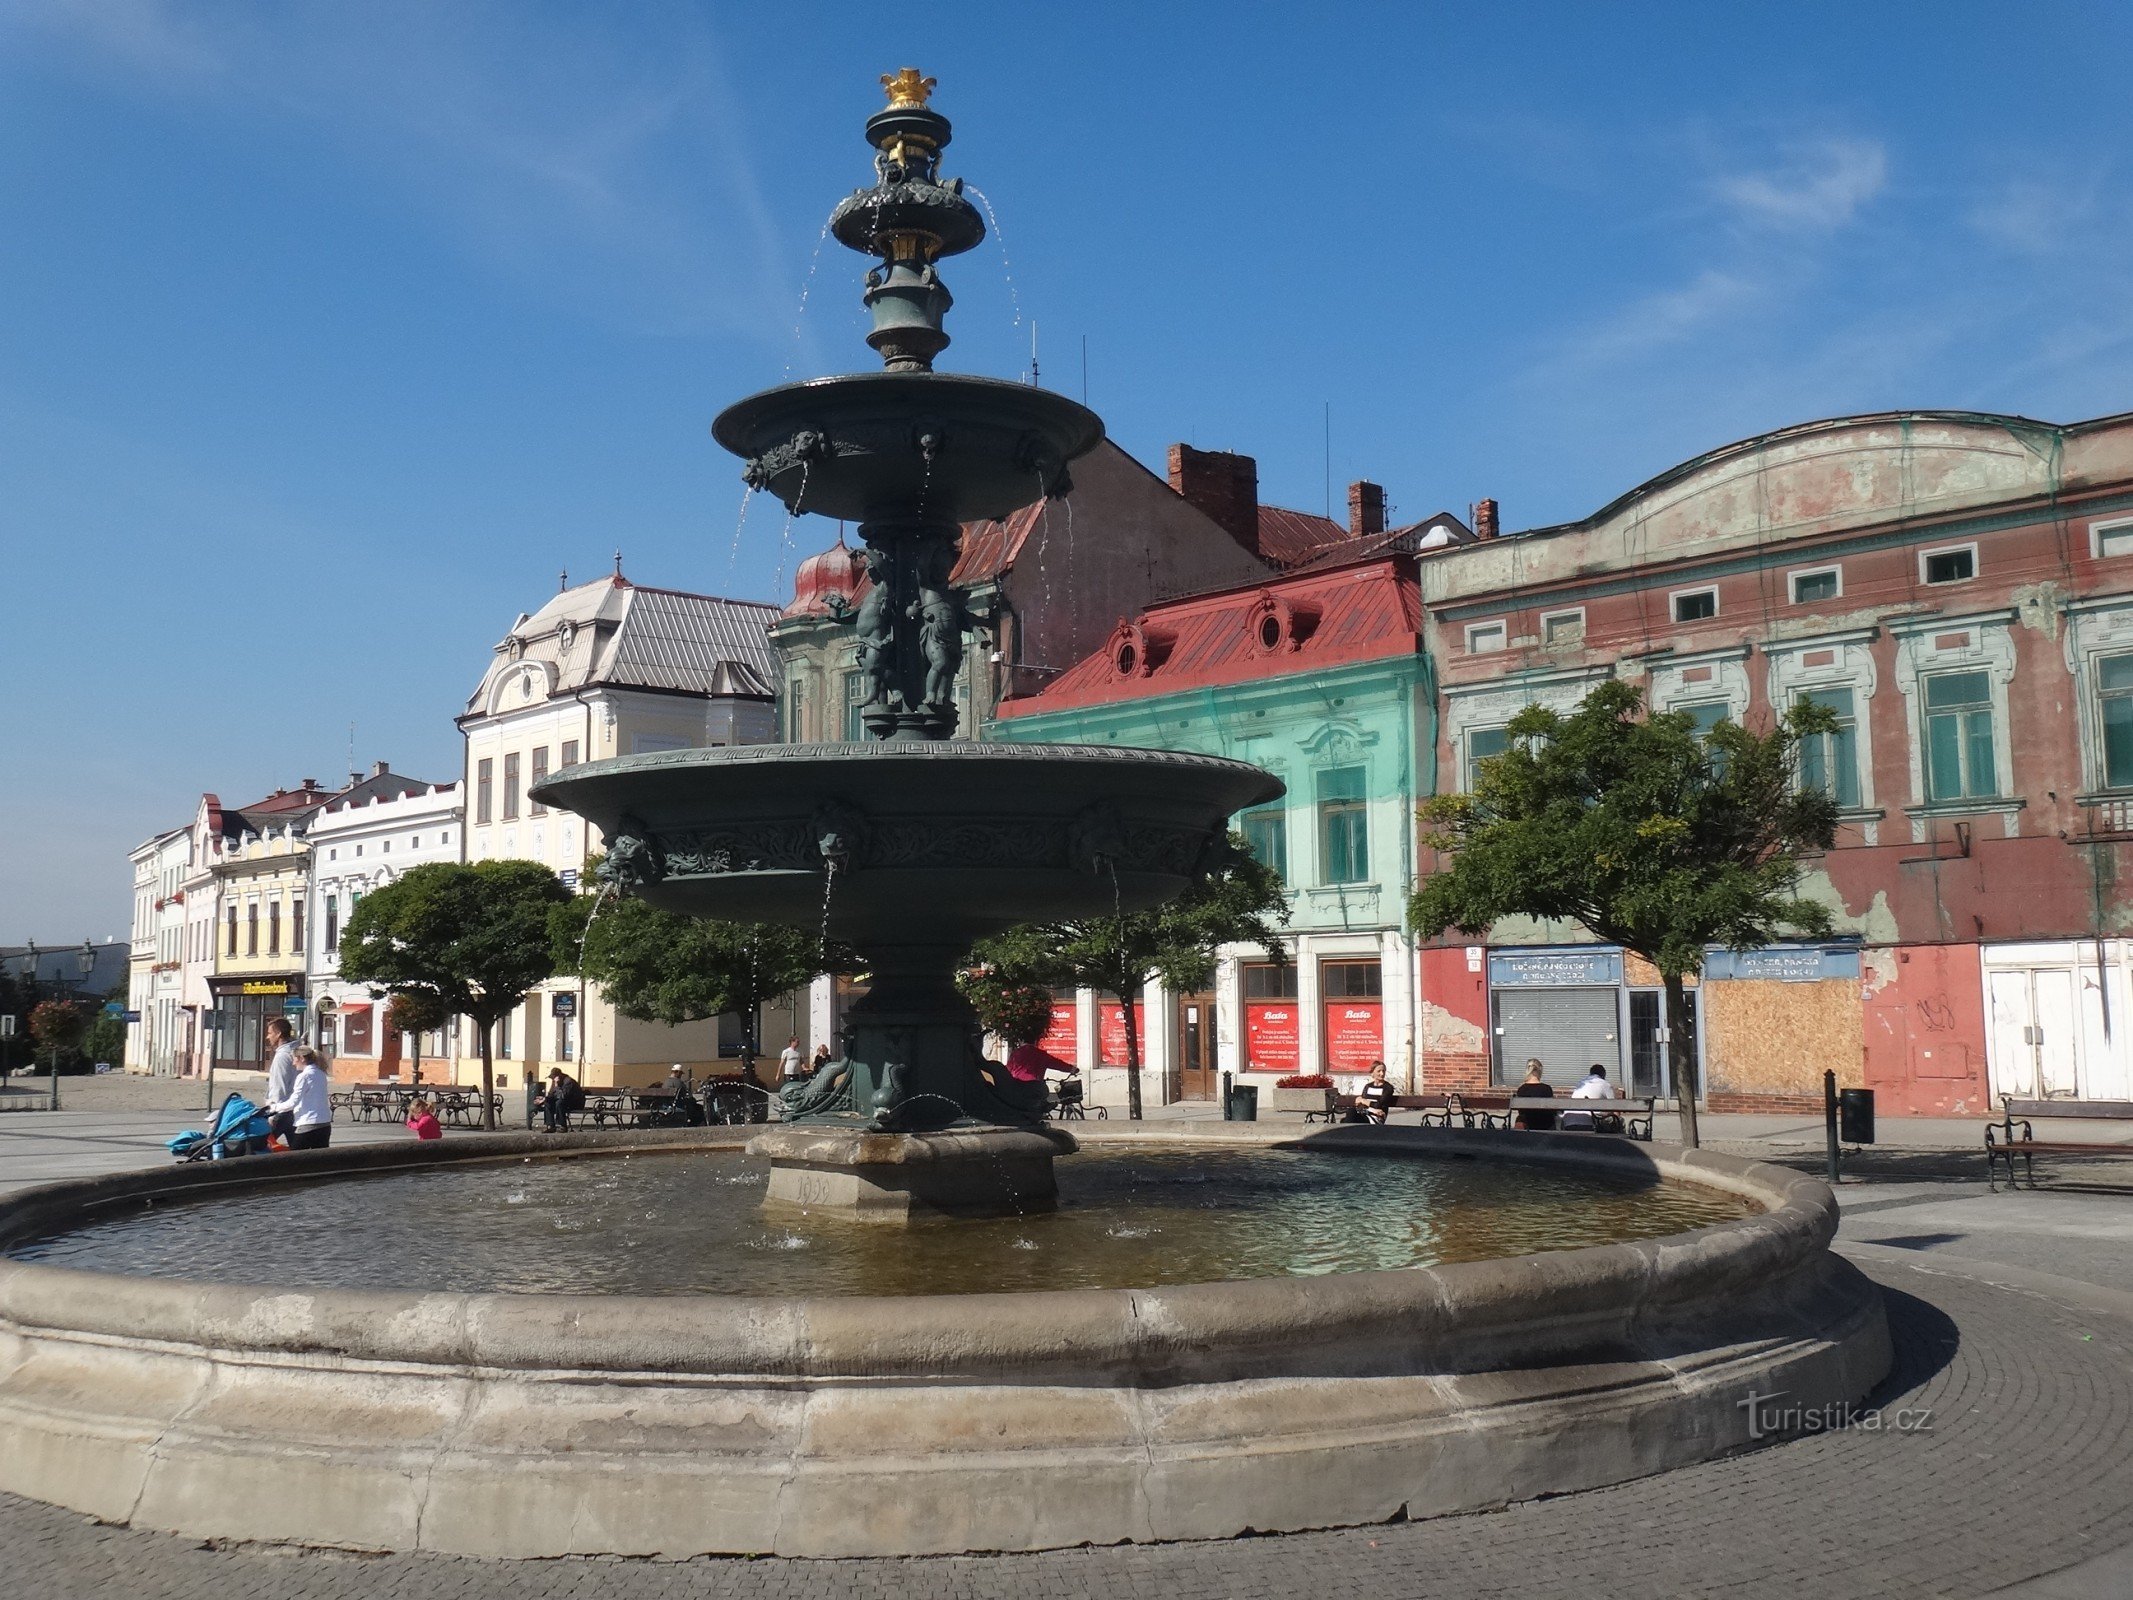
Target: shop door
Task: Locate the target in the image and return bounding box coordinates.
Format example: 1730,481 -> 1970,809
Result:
1627,990 -> 1697,1098
1493,988 -> 1619,1086
1988,968 -> 2080,1100
1176,993 -> 1217,1100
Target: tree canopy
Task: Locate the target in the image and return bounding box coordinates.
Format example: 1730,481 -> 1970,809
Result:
1409,679 -> 1839,1147
553,874 -> 853,1060
957,968 -> 1056,1049
973,831 -> 1288,1119
339,859 -> 568,1127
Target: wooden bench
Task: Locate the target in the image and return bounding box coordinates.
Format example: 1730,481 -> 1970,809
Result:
1986,1097 -> 2133,1190
1423,1091 -> 1657,1139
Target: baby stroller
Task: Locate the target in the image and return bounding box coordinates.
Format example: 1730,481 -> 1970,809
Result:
167,1093 -> 275,1162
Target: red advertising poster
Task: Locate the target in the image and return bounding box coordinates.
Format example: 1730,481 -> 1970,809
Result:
1244,1003 -> 1300,1073
1098,1002 -> 1146,1065
1040,1001 -> 1078,1057
1323,1000 -> 1383,1074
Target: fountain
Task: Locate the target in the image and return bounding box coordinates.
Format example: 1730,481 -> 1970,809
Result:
0,71 -> 1890,1562
531,67 -> 1280,1217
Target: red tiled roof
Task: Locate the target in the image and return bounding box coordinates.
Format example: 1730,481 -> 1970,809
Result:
996,557 -> 1420,716
1255,505 -> 1353,570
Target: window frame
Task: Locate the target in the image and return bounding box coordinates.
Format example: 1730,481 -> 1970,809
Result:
1920,668 -> 1999,802
1793,685 -> 1862,809
1239,802 -> 1287,882
2092,517 -> 2133,560
1919,543 -> 1979,587
1670,586 -> 1719,623
1788,565 -> 1843,605
1539,607 -> 1585,647
2098,652 -> 2133,790
1464,620 -> 1507,654
501,752 -> 521,821
476,757 -> 494,825
529,746 -> 549,816
1315,765 -> 1370,886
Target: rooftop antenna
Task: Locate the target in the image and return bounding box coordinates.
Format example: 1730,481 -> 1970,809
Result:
1081,334 -> 1088,405
1028,321 -> 1039,387
1323,400 -> 1332,523
347,722 -> 358,789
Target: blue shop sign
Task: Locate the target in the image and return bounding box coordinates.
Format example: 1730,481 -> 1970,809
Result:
1488,948 -> 1623,988
1703,945 -> 1860,983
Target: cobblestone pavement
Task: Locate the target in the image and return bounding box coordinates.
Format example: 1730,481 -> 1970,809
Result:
7,1252 -> 2133,1600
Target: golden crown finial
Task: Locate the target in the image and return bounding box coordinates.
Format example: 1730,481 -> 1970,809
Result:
881,68 -> 936,109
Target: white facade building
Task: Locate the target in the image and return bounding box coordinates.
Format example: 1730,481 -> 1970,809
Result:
460,569 -> 779,1089
124,827 -> 193,1074
307,779 -> 466,1082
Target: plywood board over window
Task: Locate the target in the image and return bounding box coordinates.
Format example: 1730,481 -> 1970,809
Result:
1702,979 -> 1864,1096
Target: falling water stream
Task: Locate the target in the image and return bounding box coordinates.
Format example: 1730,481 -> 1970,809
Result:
964,184 -> 1024,335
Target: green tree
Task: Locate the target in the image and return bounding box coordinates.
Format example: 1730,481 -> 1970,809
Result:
80,1010 -> 127,1072
973,832 -> 1288,1120
385,989 -> 453,1087
339,860 -> 568,1129
956,968 -> 1056,1049
1409,680 -> 1838,1149
29,1000 -> 87,1077
553,884 -> 852,1071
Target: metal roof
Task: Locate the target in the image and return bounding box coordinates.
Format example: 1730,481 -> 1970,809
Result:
595,585 -> 778,699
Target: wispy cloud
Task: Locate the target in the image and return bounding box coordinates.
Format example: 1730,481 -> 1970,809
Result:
1968,169 -> 2106,255
7,0 -> 800,343
1714,137 -> 1888,231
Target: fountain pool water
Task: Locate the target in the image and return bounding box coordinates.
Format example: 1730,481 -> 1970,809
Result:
5,1144 -> 1756,1296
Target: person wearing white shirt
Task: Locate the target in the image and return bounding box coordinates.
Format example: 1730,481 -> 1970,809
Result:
261,1017 -> 298,1145
268,1046 -> 334,1150
778,1038 -> 805,1083
1561,1065 -> 1617,1130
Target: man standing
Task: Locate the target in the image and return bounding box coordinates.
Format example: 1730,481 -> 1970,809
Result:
778,1037 -> 806,1086
262,1017 -> 298,1146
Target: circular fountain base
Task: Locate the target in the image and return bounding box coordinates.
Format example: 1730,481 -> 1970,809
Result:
749,1125 -> 1076,1220
0,1126 -> 1888,1558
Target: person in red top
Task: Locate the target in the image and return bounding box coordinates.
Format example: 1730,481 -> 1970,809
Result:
1005,1041 -> 1077,1087
405,1096 -> 443,1142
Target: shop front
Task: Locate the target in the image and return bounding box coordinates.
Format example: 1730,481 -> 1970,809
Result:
207,977 -> 306,1075
1486,949 -> 1628,1089
1242,961 -> 1300,1074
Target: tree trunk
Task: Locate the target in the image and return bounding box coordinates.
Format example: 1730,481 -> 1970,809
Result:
1121,990 -> 1144,1122
479,1018 -> 497,1132
1665,971 -> 1699,1149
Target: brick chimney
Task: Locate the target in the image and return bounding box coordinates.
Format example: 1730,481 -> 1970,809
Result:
1168,443 -> 1260,556
371,760 -> 391,778
1348,480 -> 1386,538
1472,498 -> 1499,540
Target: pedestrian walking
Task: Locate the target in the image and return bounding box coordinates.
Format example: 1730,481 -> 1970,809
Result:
779,1037 -> 806,1085
261,1017 -> 298,1146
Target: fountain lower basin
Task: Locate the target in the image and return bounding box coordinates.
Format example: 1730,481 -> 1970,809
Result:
0,1125 -> 1888,1558
749,1124 -> 1076,1220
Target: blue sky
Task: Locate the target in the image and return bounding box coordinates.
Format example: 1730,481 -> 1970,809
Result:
5,0 -> 2132,941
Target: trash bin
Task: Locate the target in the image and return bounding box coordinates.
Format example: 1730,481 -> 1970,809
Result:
1227,1083 -> 1259,1122
1838,1087 -> 1876,1145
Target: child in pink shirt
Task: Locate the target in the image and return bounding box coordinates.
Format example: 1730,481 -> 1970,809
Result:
406,1097 -> 443,1141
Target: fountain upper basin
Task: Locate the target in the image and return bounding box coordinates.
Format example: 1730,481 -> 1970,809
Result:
711,371 -> 1105,522
529,741 -> 1282,952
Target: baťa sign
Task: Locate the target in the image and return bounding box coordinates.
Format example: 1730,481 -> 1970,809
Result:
1244,1003 -> 1299,1073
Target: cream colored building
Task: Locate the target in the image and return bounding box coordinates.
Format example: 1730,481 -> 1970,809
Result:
460,569 -> 780,1089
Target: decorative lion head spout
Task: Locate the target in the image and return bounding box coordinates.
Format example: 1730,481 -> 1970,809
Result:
813,800 -> 869,872
596,821 -> 665,892
1069,801 -> 1128,877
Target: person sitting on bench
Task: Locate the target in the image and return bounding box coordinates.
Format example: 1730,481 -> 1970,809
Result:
1560,1064 -> 1616,1130
1343,1060 -> 1396,1124
1513,1060 -> 1558,1130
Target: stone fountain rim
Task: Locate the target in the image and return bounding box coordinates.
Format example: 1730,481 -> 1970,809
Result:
533,739 -> 1286,782
709,368 -> 1105,455
0,1124 -> 1833,1383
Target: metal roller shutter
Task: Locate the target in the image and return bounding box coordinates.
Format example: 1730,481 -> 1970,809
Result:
1493,987 -> 1621,1086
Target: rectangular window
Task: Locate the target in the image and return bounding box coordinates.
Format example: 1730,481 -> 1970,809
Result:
1540,609 -> 1584,646
2101,655 -> 2133,788
1922,546 -> 1976,585
226,906 -> 237,956
246,903 -> 258,957
843,670 -> 870,740
530,746 -> 549,816
497,1010 -> 512,1060
1672,587 -> 1718,622
1322,959 -> 1384,998
560,739 -> 580,770
324,896 -> 339,953
1796,688 -> 1861,809
556,1015 -> 575,1063
267,901 -> 280,957
2095,519 -> 2133,559
786,682 -> 806,742
476,758 -> 493,825
1465,621 -> 1507,654
1790,567 -> 1841,604
1923,670 -> 1997,800
1240,804 -> 1286,881
1243,961 -> 1300,999
1465,725 -> 1511,788
1317,765 -> 1369,885
292,900 -> 303,954
1679,701 -> 1729,739
502,752 -> 520,821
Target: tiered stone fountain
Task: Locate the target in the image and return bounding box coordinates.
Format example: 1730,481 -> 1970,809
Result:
533,68 -> 1280,1218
